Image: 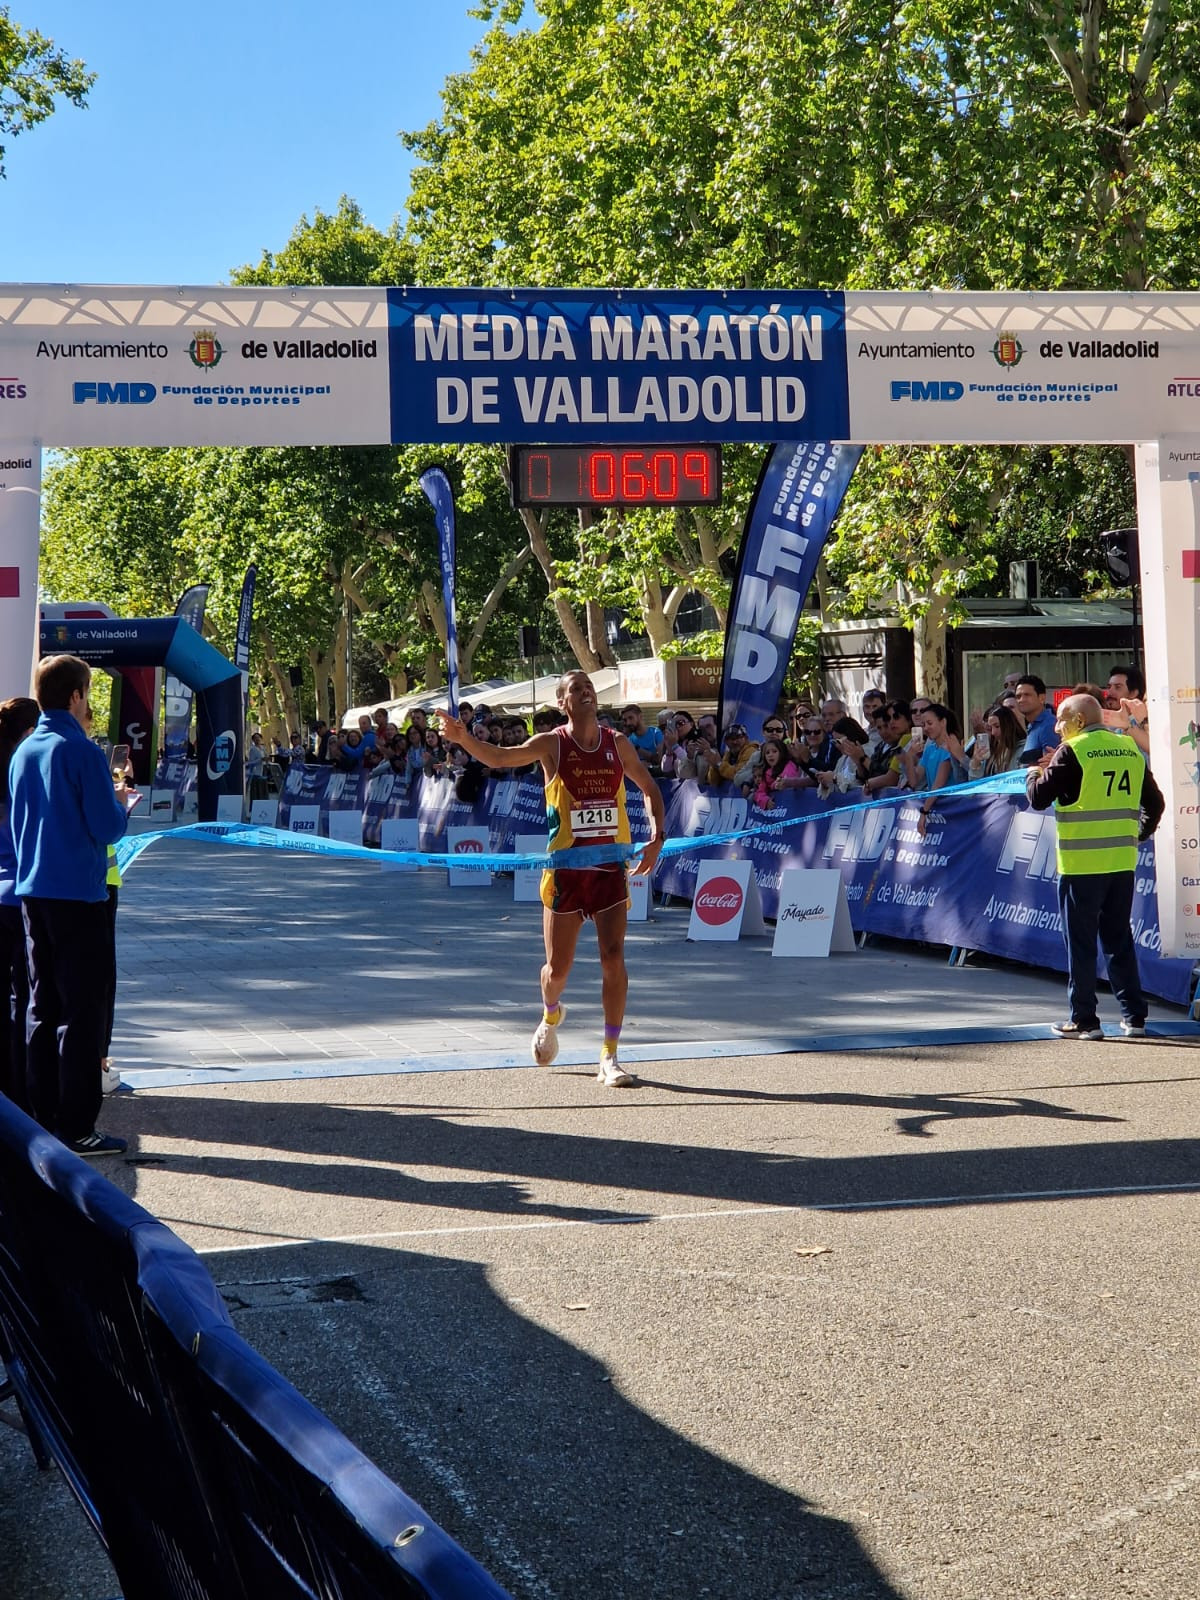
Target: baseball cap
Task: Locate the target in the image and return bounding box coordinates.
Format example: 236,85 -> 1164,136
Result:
727,724 -> 747,738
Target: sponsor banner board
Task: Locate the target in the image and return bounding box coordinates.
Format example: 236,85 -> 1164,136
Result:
287,805 -> 321,836
215,794 -> 244,824
249,797 -> 279,828
0,444 -> 39,684
380,816 -> 419,869
276,762 -> 333,830
1136,437 -> 1200,956
513,833 -> 546,902
656,782 -> 1193,1003
844,292 -> 1200,446
447,826 -> 492,885
7,287 -> 1200,449
627,870 -> 650,922
386,289 -> 849,445
772,868 -> 856,957
687,859 -> 766,941
326,809 -> 362,845
0,287 -> 391,447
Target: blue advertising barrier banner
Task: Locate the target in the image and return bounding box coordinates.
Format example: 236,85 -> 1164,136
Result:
420,467 -> 461,714
718,441 -> 862,741
386,290 -> 849,445
655,782 -> 1194,1005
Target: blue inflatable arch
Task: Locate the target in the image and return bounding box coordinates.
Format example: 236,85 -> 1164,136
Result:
39,617 -> 242,822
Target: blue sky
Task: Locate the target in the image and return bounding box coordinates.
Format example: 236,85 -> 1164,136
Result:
2,1 -> 519,285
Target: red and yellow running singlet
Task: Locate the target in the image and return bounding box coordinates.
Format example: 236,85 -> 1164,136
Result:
540,725 -> 631,916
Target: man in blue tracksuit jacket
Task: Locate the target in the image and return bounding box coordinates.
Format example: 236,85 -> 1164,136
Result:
10,654 -> 135,1156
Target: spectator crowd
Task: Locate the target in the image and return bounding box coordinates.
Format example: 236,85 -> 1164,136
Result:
250,664 -> 1152,821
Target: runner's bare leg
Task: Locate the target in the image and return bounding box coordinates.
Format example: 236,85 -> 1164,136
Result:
541,906 -> 584,1011
593,900 -> 629,1029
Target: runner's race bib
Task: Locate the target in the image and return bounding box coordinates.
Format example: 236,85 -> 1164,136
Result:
570,803 -> 618,840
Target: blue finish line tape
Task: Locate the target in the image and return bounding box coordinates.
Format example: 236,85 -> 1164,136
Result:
115,770 -> 1028,877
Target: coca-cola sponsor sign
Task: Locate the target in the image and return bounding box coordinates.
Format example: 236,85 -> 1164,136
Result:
688,859 -> 766,942
695,876 -> 744,926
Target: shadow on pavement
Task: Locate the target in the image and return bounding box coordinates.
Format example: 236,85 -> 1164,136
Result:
103,1090 -> 1200,1221
201,1239 -> 913,1600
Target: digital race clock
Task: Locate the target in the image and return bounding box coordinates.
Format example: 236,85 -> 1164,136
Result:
510,444 -> 722,507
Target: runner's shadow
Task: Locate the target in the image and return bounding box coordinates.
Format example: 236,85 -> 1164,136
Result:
636,1078 -> 1125,1138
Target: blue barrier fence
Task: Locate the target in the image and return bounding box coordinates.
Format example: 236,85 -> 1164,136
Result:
0,1094 -> 511,1600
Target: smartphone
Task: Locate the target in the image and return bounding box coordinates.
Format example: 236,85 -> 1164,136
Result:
110,743 -> 131,779
975,732 -> 990,755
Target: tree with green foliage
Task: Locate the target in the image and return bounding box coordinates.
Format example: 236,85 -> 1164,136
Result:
0,6 -> 91,176
404,0 -> 1198,693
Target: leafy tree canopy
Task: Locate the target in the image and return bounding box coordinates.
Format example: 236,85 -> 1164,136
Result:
0,7 -> 92,177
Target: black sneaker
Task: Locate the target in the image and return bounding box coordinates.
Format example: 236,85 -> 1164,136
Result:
1050,1020 -> 1104,1041
66,1131 -> 127,1158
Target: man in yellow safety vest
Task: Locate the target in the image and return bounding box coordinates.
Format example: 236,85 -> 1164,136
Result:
1026,693 -> 1164,1039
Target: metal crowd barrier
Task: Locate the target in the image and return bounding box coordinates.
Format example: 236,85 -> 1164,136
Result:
0,1095 -> 511,1600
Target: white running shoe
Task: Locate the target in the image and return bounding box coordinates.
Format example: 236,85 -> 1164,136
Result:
531,1004 -> 567,1066
101,1059 -> 122,1095
597,1051 -> 634,1088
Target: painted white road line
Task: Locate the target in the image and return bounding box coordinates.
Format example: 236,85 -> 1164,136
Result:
194,1181 -> 1200,1256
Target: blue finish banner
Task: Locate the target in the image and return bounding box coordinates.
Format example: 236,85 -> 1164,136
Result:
387,290 -> 849,444
419,466 -> 460,713
717,441 -> 862,741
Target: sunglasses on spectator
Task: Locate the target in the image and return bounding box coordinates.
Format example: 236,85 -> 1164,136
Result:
803,726 -> 823,735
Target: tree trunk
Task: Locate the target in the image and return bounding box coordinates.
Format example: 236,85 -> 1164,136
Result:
259,625 -> 301,736
639,573 -> 674,653
586,599 -> 616,667
912,589 -> 951,704
516,504 -> 602,670
459,544 -> 534,682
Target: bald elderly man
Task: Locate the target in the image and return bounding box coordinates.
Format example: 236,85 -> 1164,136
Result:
1026,694 -> 1163,1040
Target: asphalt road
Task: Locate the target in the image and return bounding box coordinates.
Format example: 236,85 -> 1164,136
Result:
2,841 -> 1199,1600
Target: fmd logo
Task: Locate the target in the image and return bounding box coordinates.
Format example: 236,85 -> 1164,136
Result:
72,381 -> 157,405
889,380 -> 964,402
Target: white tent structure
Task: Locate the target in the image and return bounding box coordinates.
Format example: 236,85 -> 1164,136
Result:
344,669 -> 621,728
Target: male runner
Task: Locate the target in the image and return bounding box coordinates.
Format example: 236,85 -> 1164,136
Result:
438,671 -> 665,1086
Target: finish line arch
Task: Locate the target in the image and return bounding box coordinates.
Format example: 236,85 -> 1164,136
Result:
2,284 -> 1198,947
